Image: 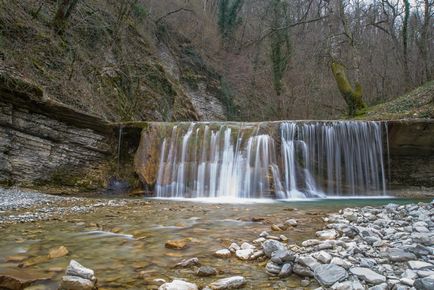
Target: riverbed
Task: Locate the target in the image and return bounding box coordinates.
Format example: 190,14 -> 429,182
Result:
0,188 -> 430,289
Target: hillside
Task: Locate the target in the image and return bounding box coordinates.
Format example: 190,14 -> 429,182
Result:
358,81 -> 434,120
0,1 -> 232,122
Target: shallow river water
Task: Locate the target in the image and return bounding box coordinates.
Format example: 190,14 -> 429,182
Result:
0,197 -> 427,290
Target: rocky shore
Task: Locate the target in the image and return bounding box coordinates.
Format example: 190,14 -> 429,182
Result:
0,187 -> 139,225
200,201 -> 434,290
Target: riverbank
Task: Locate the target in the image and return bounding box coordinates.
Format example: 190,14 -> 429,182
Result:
0,189 -> 432,289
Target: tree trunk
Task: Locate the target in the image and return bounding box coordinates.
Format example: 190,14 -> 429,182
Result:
402,0 -> 411,86
52,0 -> 79,34
331,62 -> 366,117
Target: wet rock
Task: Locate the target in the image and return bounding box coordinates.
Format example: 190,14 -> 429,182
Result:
266,261 -> 282,276
270,249 -> 296,265
253,237 -> 266,244
0,270 -> 48,290
278,263 -> 293,278
316,229 -> 338,240
159,280 -> 198,290
285,219 -> 298,227
60,276 -> 95,290
271,224 -> 284,231
259,231 -> 269,238
408,261 -> 433,270
48,246 -> 69,259
385,248 -> 417,262
312,251 -> 332,264
208,276 -> 246,289
235,249 -> 253,260
350,267 -> 386,284
65,260 -> 95,282
175,257 -> 200,268
300,278 -> 310,287
228,243 -> 240,253
296,255 -> 320,271
214,249 -> 231,258
314,264 -> 348,287
197,266 -> 217,277
279,235 -> 288,242
262,240 -> 286,258
250,250 -> 264,260
293,263 -> 314,277
240,242 -> 255,250
414,277 -> 434,290
165,239 -> 189,250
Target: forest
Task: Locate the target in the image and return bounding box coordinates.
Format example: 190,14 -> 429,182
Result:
0,0 -> 432,121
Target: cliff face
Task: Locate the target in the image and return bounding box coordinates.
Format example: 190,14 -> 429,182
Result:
0,1 -> 232,123
387,120 -> 434,188
0,71 -> 113,189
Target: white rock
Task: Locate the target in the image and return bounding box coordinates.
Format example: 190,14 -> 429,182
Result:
312,251 -> 332,264
208,276 -> 246,289
60,276 -> 95,290
401,269 -> 417,280
316,229 -> 338,240
350,267 -> 386,284
228,243 -> 240,253
214,249 -> 231,258
159,280 -> 198,290
65,260 -> 96,281
408,261 -> 434,270
240,242 -> 255,250
285,219 -> 298,226
302,239 -> 322,247
399,278 -> 414,286
235,249 -> 254,260
331,257 -> 352,270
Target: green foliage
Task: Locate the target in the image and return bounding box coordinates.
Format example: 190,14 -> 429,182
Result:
217,0 -> 244,43
132,2 -> 148,21
269,0 -> 291,96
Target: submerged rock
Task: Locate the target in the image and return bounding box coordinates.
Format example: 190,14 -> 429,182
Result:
314,264 -> 348,287
48,246 -> 69,259
175,257 -> 200,268
208,276 -> 246,289
165,239 -> 189,250
60,276 -> 95,290
159,280 -> 198,290
197,266 -> 217,277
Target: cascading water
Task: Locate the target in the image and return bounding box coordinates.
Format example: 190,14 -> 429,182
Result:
143,121 -> 388,199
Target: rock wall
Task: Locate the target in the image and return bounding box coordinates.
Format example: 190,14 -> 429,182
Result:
0,71 -> 113,189
387,120 -> 434,188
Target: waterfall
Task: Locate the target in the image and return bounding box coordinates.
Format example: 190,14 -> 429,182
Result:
146,121 -> 387,199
